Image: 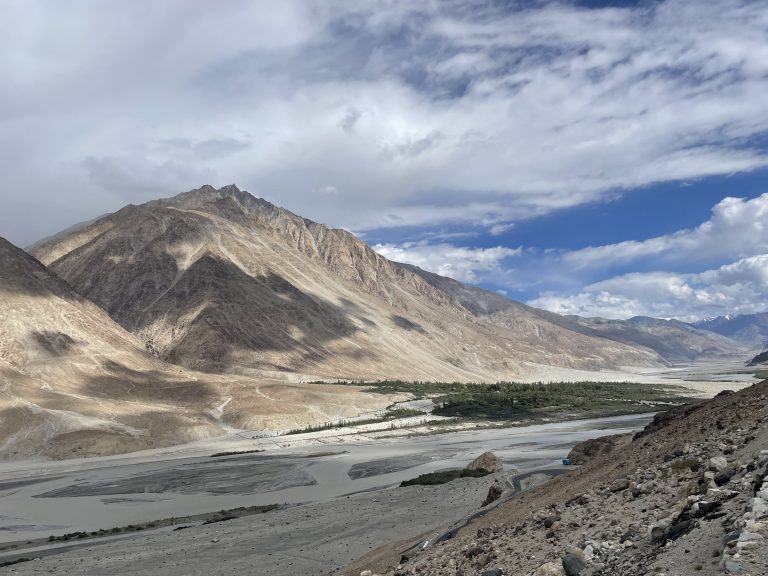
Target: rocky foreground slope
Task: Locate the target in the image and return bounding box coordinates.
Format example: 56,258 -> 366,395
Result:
345,381 -> 768,576
30,184 -> 662,381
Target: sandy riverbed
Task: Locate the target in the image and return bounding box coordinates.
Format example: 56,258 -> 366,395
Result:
0,414 -> 655,575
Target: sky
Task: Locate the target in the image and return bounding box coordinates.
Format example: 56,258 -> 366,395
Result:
1,0 -> 767,322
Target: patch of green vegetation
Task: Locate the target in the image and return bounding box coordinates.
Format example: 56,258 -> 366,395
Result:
400,468 -> 492,487
283,407 -> 425,435
430,381 -> 692,420
0,558 -> 30,568
47,504 -> 279,543
210,449 -> 264,458
306,380 -> 696,424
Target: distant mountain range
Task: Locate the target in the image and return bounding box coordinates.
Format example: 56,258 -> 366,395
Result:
692,313 -> 768,349
1,184 -> 762,458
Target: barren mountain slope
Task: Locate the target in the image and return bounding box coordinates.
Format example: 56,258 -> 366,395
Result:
32,185 -> 659,380
403,266 -> 748,363
0,237 -> 396,458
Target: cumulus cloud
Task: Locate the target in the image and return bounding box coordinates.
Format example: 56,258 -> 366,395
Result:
374,241 -> 520,284
564,194 -> 768,269
530,254 -> 768,321
2,0 -> 768,244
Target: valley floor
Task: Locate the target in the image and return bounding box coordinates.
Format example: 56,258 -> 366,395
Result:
0,415 -> 653,575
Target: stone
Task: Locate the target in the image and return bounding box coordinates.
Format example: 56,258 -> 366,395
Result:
534,561 -> 566,576
544,515 -> 561,528
709,456 -> 728,472
481,570 -> 503,576
609,478 -> 630,492
360,572 -> 373,576
562,552 -> 587,576
467,451 -> 504,473
476,554 -> 490,567
715,468 -> 737,486
465,545 -> 484,558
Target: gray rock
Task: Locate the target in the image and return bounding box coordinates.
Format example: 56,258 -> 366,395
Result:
714,467 -> 736,486
482,481 -> 504,506
481,570 -> 503,576
562,552 -> 587,576
709,456 -> 728,472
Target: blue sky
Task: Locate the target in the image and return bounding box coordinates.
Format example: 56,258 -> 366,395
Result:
1,0 -> 767,321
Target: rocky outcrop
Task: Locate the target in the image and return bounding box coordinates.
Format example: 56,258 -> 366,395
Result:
566,433 -> 633,465
482,481 -> 505,507
468,451 -> 504,473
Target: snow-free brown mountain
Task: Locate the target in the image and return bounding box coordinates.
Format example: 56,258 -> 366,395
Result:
0,236 -> 397,458
398,264 -> 749,363
31,185 -> 663,381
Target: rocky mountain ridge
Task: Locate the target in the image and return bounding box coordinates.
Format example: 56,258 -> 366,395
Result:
31,184 -> 663,381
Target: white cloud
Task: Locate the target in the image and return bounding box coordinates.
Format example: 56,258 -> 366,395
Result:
374,241 -> 520,284
564,194 -> 768,269
2,0 -> 768,244
530,254 -> 768,321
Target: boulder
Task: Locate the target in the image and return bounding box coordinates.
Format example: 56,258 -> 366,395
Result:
468,451 -> 504,473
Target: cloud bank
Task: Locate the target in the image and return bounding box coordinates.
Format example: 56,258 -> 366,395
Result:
2,0 -> 768,246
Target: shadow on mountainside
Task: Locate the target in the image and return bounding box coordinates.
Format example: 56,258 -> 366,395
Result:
30,331 -> 78,356
82,360 -> 220,407
126,256 -> 375,373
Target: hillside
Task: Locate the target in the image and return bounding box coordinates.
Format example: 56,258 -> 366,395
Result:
0,237 -> 398,458
346,379 -> 768,576
31,185 -> 661,381
403,266 -> 748,363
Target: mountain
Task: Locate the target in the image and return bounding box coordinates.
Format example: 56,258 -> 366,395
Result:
747,350 -> 768,366
402,266 -> 748,363
692,313 -> 768,349
0,236 -> 220,457
0,237 -> 397,458
31,185 -> 661,381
